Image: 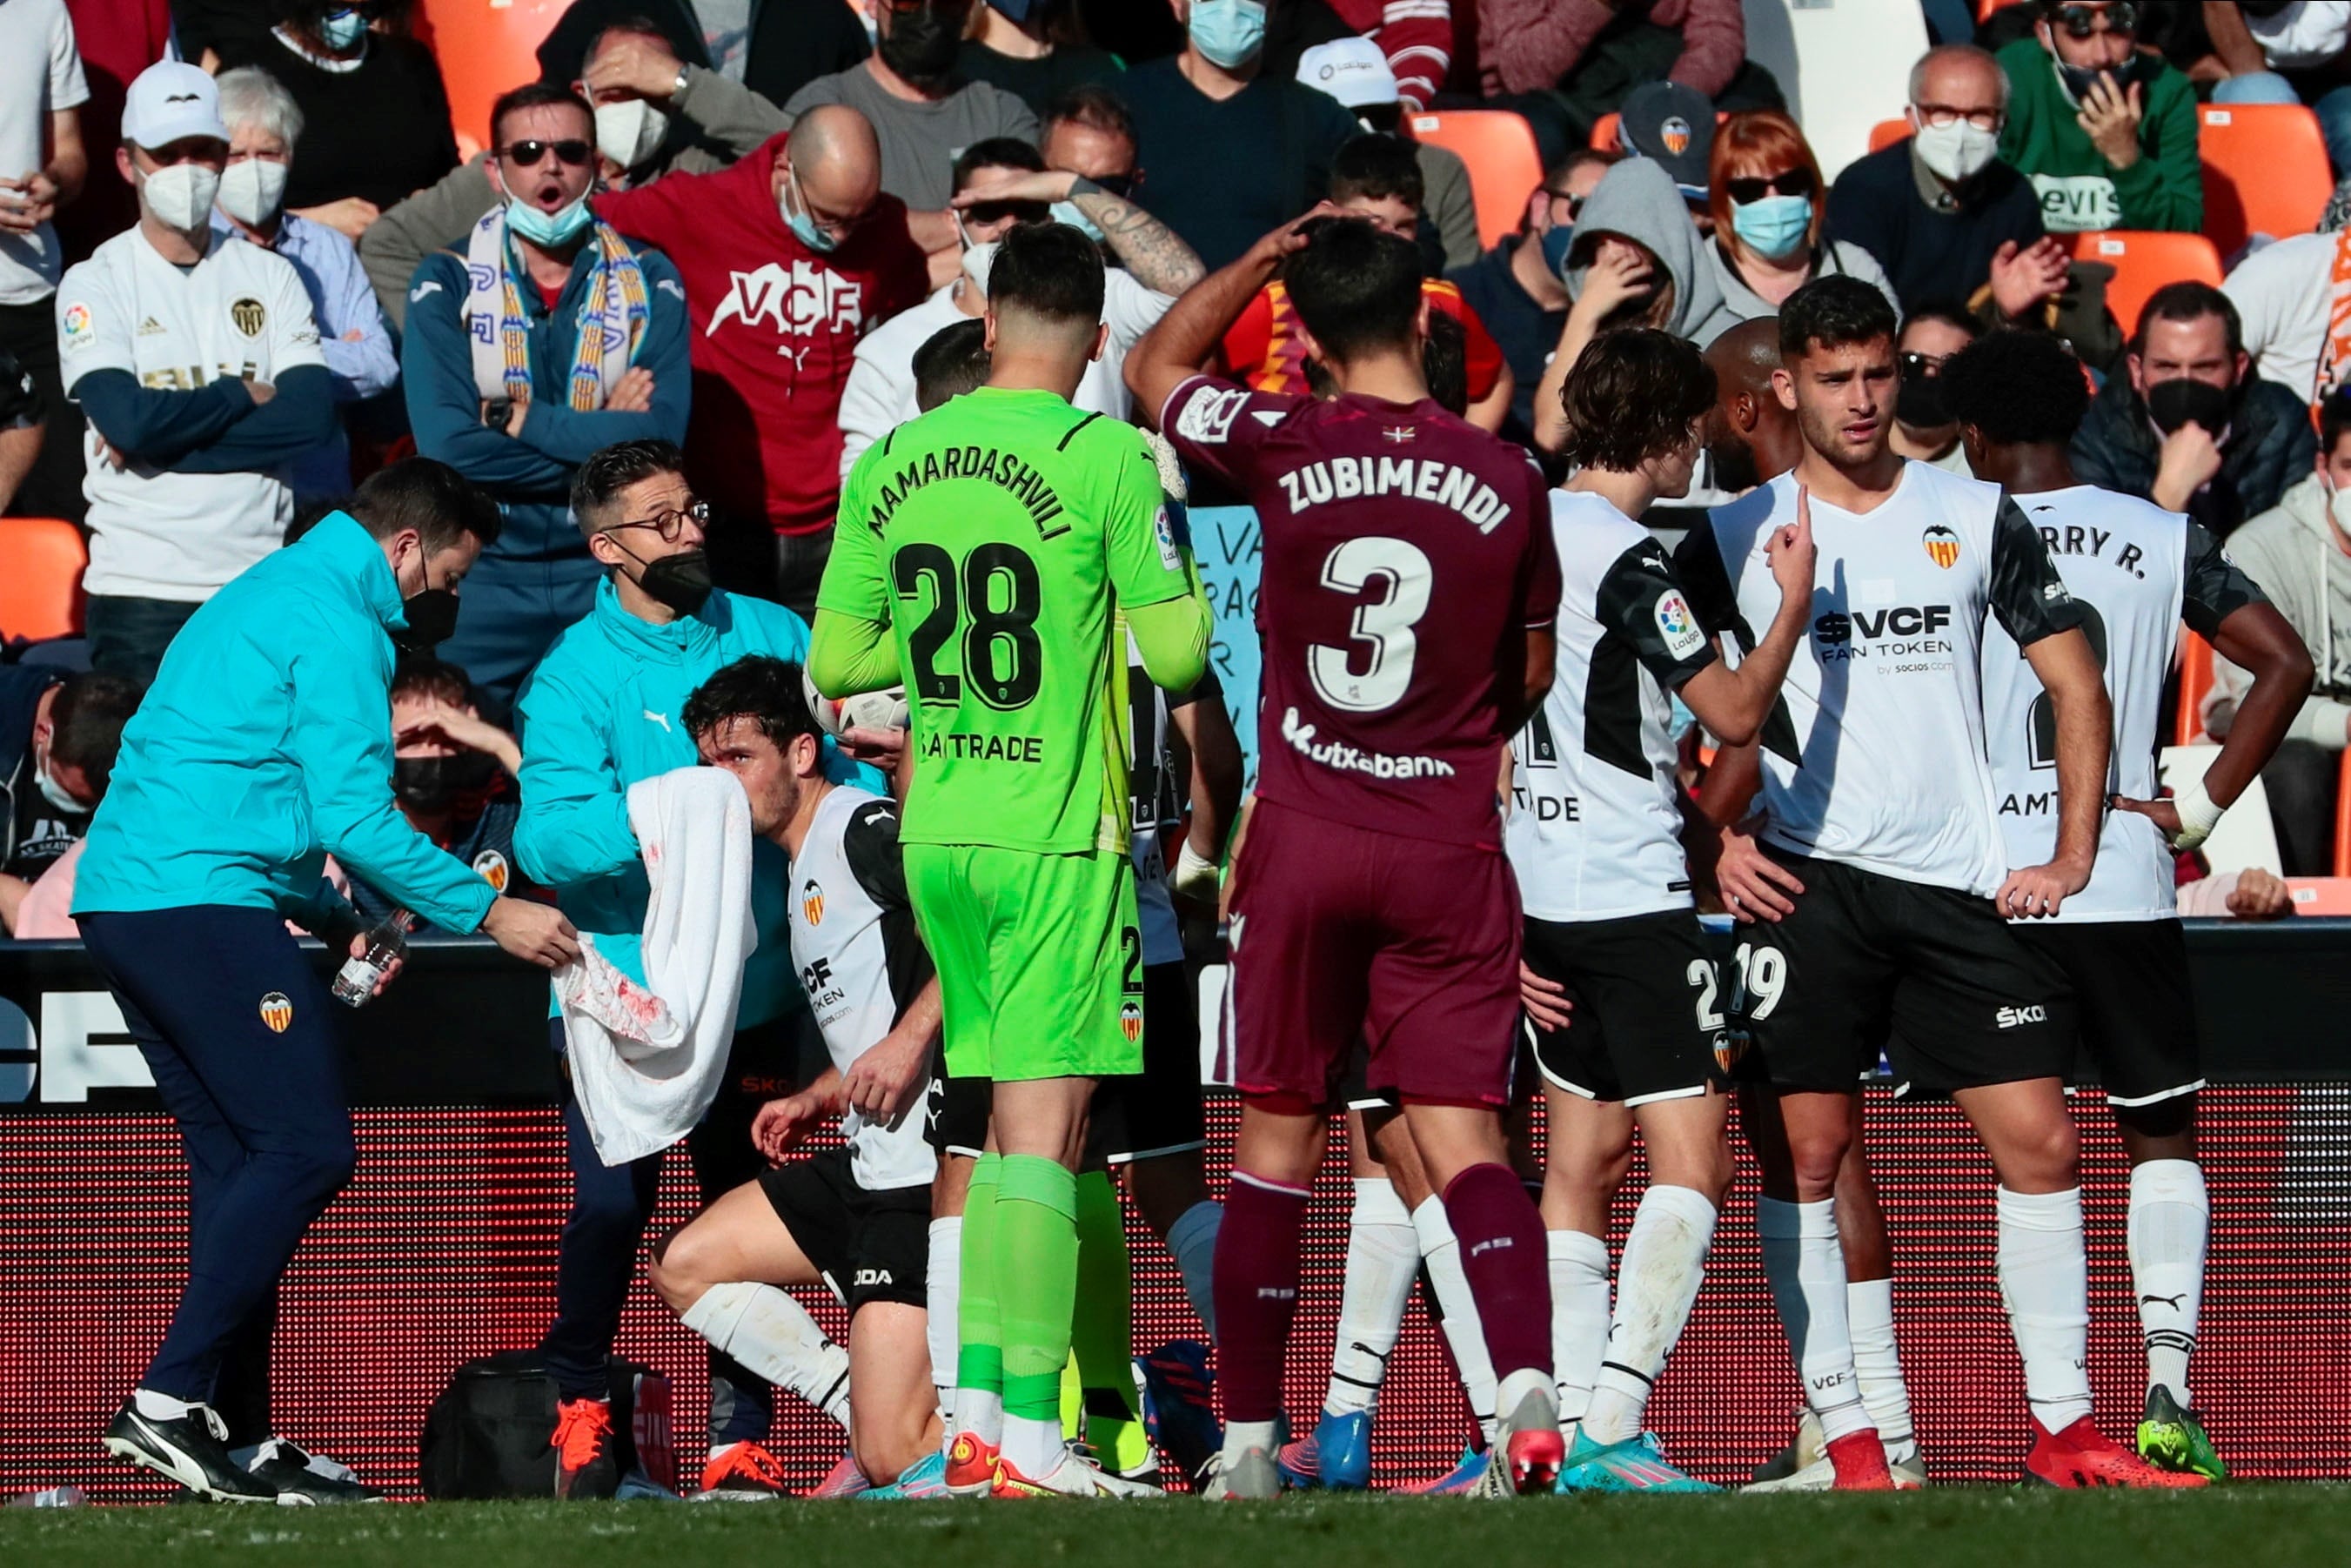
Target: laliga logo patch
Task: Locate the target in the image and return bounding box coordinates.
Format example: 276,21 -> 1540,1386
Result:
472,849 -> 510,892
1120,1000 -> 1142,1044
1660,116 -> 1693,157
1654,589 -> 1706,660
802,878 -> 826,926
1922,524 -> 1961,570
258,992 -> 294,1034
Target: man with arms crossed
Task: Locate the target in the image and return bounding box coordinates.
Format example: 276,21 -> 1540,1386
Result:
810,222 -> 1211,1498
1130,212 -> 1565,1499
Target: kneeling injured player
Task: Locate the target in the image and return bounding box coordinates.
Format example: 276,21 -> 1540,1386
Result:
648,658 -> 945,1498
1508,329 -> 1816,1491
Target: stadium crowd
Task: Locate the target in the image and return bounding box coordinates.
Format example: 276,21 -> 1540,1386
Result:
0,0 -> 2343,1507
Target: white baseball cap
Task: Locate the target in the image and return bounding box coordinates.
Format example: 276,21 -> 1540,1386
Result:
122,61 -> 230,151
1297,38 -> 1399,111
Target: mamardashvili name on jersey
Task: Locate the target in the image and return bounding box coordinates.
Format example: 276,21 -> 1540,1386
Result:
1981,486 -> 2265,922
1509,489 -> 1718,921
1676,462 -> 2085,896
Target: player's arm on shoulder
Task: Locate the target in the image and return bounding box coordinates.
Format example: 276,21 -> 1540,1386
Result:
512,662 -> 640,889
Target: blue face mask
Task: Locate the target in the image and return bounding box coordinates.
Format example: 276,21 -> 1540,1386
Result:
1540,221 -> 1576,284
1731,193 -> 1811,261
506,192 -> 593,248
318,7 -> 367,50
1189,0 -> 1268,70
782,170 -> 841,253
1049,198 -> 1104,244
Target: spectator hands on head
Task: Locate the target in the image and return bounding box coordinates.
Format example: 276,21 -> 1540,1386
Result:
585,32 -> 687,102
2076,72 -> 2146,172
951,168 -> 1080,207
1988,236 -> 2070,319
1571,238 -> 1655,327
396,700 -> 522,777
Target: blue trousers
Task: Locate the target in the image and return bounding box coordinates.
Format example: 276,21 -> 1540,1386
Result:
81,907 -> 357,1408
539,1017 -> 794,1447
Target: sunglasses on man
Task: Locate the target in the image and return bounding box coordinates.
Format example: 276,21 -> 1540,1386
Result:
501,138 -> 594,169
2048,3 -> 2136,40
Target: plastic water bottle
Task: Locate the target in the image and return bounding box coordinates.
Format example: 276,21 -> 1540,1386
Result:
9,1486 -> 87,1507
332,910 -> 413,1008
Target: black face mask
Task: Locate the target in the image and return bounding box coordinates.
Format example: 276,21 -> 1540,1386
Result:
2052,45 -> 2149,106
393,752 -> 498,815
1896,373 -> 1952,431
395,587 -> 460,653
636,548 -> 714,615
2146,376 -> 2234,439
880,7 -> 961,88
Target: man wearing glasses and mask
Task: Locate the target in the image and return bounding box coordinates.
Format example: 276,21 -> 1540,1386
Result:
402,83 -> 689,720
515,437 -> 887,1501
1995,0 -> 2202,234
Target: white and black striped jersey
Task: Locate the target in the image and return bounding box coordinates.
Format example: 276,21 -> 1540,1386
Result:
1981,486 -> 2265,921
1507,490 -> 1718,919
1676,463 -> 2086,896
1124,628 -> 1221,968
787,785 -> 936,1192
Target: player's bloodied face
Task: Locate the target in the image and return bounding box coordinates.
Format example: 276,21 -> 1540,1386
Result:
696,718 -> 807,838
1778,334 -> 1896,470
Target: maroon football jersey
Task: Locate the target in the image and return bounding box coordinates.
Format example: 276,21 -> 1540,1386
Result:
1162,374 -> 1560,848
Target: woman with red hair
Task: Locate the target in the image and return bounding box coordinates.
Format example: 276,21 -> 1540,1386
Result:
1705,110 -> 1900,321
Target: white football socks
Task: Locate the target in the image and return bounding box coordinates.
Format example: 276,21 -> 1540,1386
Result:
926,1216 -> 961,1432
132,1388 -> 196,1422
1002,1413 -> 1062,1479
1412,1196 -> 1498,1444
1167,1198 -> 1222,1335
1546,1228 -> 1611,1431
1996,1185 -> 2093,1435
1758,1196 -> 1872,1444
2128,1159 -> 2207,1404
680,1282 -> 853,1432
1324,1178 -> 1419,1417
1581,1185 -> 1716,1447
1845,1276 -> 1917,1461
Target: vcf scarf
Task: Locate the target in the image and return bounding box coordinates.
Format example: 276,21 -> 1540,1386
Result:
462,204 -> 648,410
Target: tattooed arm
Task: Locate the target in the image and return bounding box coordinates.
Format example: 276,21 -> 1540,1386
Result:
950,169 -> 1205,298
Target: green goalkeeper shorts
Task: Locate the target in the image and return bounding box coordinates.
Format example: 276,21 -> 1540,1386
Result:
903,841 -> 1146,1082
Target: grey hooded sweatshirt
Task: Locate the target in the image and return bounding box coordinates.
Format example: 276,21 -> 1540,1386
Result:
1563,157 -> 1740,350
2208,469 -> 2351,747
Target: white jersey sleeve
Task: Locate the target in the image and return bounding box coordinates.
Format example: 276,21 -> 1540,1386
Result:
55,254 -> 135,387
1508,489 -> 1718,920
1678,463 -> 2086,895
1982,487 -> 2267,921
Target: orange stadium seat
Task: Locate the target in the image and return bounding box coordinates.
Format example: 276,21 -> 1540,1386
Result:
2063,230 -> 2225,340
0,517 -> 88,643
1867,117 -> 1911,154
2287,877 -> 2351,914
1410,111 -> 1544,249
412,0 -> 573,157
2335,749 -> 2351,875
2177,627 -> 2214,744
1977,0 -> 2027,18
2199,104 -> 2334,257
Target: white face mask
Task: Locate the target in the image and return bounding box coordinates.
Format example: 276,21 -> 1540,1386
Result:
217,158 -> 289,227
32,740 -> 87,815
593,97 -> 666,172
2328,477 -> 2351,535
1912,117 -> 1999,184
961,238 -> 997,293
141,161 -> 222,232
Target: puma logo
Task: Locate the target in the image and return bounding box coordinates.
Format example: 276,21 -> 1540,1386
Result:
643,709 -> 672,732
2140,1293 -> 2188,1310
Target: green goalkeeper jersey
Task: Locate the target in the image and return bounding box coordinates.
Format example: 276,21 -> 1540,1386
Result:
820,386 -> 1202,855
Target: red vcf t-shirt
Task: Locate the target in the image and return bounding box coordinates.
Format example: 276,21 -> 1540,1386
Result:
595,133 -> 928,537
1162,374 -> 1560,851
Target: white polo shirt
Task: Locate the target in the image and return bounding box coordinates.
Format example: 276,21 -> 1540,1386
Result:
0,0 -> 90,305
58,226 -> 325,601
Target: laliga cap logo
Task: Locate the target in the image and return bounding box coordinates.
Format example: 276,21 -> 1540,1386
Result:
1922,524 -> 1961,569
258,992 -> 294,1034
1660,116 -> 1693,157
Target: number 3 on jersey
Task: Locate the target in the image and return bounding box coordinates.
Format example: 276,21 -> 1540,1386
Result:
1309,536 -> 1432,714
894,542 -> 1043,710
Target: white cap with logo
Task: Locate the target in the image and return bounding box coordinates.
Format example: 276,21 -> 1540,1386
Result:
1296,38 -> 1399,111
121,60 -> 231,151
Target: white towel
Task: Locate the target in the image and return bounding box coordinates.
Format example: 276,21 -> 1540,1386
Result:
553,766 -> 755,1167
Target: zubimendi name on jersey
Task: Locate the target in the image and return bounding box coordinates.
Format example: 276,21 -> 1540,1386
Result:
1273,454 -> 1517,534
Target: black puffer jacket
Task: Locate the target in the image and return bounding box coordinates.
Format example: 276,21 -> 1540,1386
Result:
2070,372 -> 2317,537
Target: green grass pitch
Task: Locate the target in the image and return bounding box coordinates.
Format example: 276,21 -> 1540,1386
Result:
9,1490 -> 2351,1568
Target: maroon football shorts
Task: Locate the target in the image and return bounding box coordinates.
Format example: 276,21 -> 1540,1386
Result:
1226,798 -> 1524,1110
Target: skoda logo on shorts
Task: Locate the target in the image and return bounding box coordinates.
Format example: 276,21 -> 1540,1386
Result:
472,849 -> 510,892
802,878 -> 825,926
1119,1000 -> 1142,1044
258,992 -> 294,1034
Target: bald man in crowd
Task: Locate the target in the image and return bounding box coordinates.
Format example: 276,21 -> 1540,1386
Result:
591,104 -> 928,614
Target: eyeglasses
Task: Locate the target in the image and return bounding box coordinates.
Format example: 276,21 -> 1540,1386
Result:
1723,168 -> 1816,204
1899,350 -> 1952,378
501,139 -> 594,169
2050,3 -> 2136,39
965,198 -> 1054,228
609,500 -> 709,542
1544,188 -> 1585,221
1913,101 -> 2002,131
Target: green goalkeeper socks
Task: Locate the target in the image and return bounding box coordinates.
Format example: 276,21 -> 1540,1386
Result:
995,1154 -> 1081,1427
1071,1169 -> 1152,1475
953,1153 -> 1004,1433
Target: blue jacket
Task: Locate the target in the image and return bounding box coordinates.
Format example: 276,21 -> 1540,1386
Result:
401,238 -> 691,565
514,580 -> 874,1026
74,515 -> 500,935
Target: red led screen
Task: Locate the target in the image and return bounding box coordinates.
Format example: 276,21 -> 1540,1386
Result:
2,1086 -> 2344,1499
